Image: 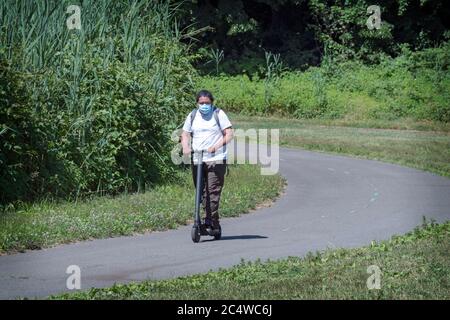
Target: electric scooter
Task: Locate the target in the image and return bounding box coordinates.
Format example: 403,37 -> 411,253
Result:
191,148 -> 222,243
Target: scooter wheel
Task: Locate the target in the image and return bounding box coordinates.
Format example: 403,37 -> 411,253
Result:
191,226 -> 200,243
214,225 -> 222,240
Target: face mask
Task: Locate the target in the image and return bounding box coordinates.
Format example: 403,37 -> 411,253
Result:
198,103 -> 212,114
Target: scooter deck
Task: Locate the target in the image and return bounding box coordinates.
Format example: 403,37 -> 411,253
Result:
198,223 -> 219,235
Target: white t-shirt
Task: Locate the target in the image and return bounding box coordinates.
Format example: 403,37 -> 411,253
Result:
182,107 -> 232,164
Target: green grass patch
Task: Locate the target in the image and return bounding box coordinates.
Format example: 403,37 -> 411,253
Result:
52,219 -> 450,300
231,113 -> 450,178
0,164 -> 286,254
197,44 -> 450,122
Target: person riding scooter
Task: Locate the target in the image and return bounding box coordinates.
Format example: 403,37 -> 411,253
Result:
181,90 -> 233,232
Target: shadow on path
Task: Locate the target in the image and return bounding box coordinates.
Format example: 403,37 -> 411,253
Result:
201,235 -> 268,242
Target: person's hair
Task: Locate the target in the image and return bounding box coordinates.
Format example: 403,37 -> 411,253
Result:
196,89 -> 214,103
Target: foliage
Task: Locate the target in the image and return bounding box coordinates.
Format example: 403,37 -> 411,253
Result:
0,58 -> 45,206
197,42 -> 450,122
0,0 -> 199,206
177,0 -> 449,75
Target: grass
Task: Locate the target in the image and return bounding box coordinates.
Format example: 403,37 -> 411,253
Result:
230,112 -> 450,132
230,113 -> 450,178
197,45 -> 450,122
0,0 -> 200,205
0,164 -> 286,254
52,219 -> 450,300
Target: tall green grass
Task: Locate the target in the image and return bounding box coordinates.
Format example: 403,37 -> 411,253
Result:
0,1 -> 199,207
198,43 -> 450,122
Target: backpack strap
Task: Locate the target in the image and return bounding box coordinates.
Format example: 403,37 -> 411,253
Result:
190,108 -> 197,137
212,106 -> 223,135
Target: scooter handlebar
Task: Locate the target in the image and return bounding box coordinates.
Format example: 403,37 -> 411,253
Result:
191,148 -> 209,153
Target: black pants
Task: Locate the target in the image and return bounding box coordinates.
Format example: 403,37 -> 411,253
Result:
191,160 -> 227,228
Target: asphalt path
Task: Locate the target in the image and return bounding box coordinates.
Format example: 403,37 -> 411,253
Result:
1,144 -> 449,299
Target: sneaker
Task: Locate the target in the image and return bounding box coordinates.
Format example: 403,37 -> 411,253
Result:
211,220 -> 221,230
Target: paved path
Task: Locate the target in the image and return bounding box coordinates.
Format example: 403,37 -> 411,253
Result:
1,145 -> 449,299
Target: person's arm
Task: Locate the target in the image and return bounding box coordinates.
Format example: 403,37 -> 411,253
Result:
208,127 -> 233,153
181,130 -> 192,155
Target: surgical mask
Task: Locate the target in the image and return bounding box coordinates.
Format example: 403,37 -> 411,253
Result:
198,103 -> 212,114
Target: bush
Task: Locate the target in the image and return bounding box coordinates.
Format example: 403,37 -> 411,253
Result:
0,58 -> 45,205
197,42 -> 450,122
0,1 -> 199,207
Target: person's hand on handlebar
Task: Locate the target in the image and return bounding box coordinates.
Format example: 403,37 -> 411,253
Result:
207,146 -> 216,153
190,148 -> 210,153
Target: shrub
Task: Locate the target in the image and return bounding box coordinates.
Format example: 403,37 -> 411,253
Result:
0,0 -> 199,207
197,42 -> 450,122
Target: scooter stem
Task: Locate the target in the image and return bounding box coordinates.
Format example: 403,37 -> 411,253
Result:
194,150 -> 204,226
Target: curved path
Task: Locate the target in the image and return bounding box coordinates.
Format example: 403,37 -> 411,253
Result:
1,145 -> 449,299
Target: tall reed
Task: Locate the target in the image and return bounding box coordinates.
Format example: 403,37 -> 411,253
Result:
0,0 -> 199,206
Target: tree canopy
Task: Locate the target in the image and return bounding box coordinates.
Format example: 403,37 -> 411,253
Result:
175,0 -> 450,74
